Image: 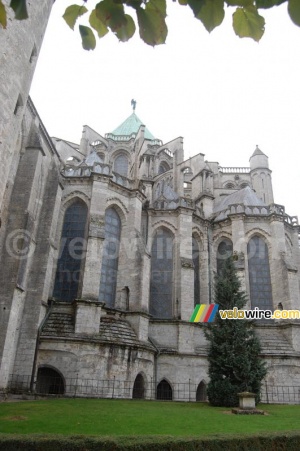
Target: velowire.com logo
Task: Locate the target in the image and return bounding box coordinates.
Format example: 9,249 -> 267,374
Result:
189,304 -> 219,323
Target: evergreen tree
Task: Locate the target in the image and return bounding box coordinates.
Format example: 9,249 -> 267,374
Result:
205,257 -> 267,407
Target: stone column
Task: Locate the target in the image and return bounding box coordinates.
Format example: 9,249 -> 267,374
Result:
116,191 -> 146,311
75,299 -> 103,334
231,215 -> 247,298
200,227 -> 210,305
81,177 -> 108,300
176,209 -> 194,321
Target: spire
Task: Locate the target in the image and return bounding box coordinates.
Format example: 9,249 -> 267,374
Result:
251,145 -> 266,157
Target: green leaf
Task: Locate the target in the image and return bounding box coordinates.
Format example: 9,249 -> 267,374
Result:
95,0 -> 127,32
136,0 -> 167,46
226,0 -> 253,6
79,25 -> 96,50
0,0 -> 7,28
233,6 -> 265,41
288,0 -> 300,26
256,0 -> 286,8
89,9 -> 109,38
114,14 -> 136,41
195,0 -> 225,32
10,0 -> 28,20
63,4 -> 88,30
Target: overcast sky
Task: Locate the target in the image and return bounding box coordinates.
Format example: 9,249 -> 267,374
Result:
30,1 -> 300,219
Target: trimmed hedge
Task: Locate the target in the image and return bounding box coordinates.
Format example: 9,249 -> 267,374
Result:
1,432 -> 300,450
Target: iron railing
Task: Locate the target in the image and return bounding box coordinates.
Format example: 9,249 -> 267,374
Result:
4,374 -> 300,404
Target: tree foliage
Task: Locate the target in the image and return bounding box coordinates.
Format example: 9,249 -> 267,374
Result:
204,257 -> 267,407
0,0 -> 300,50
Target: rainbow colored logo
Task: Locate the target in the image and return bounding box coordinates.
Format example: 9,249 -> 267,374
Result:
189,304 -> 219,323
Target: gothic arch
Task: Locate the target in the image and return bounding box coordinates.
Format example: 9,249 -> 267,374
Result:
192,229 -> 204,250
216,237 -> 233,275
246,230 -> 272,253
156,379 -> 173,400
61,192 -> 90,212
152,220 -> 177,236
158,161 -> 170,175
132,373 -> 147,399
224,181 -> 235,189
213,231 -> 233,246
239,181 -> 250,189
106,197 -> 129,219
196,380 -> 207,402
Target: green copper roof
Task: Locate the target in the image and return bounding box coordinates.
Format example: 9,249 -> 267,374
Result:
110,112 -> 155,140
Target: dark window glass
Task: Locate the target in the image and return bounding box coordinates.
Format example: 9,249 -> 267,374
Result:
193,238 -> 200,306
217,239 -> 233,275
114,155 -> 128,176
150,228 -> 173,318
53,201 -> 87,302
99,208 -> 121,307
157,379 -> 172,400
158,162 -> 169,175
248,236 -> 273,310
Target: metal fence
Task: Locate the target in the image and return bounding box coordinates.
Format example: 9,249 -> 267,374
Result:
4,374 -> 300,404
260,383 -> 300,404
6,374 -> 206,402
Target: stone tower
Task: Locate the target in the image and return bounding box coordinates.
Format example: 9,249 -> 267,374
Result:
0,0 -> 54,226
249,145 -> 274,205
0,1 -> 54,387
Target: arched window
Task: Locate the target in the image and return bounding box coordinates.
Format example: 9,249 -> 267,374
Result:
225,182 -> 235,189
196,381 -> 207,402
158,162 -> 169,175
192,237 -> 200,306
157,379 -> 172,400
36,367 -> 65,395
114,154 -> 128,176
132,373 -> 145,399
53,200 -> 87,302
150,228 -> 173,318
217,239 -> 233,275
99,208 -> 121,308
247,236 -> 273,310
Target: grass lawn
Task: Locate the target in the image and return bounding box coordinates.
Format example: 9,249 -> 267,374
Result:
0,399 -> 300,437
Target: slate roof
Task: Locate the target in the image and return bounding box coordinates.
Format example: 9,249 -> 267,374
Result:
41,309 -> 154,350
250,145 -> 267,157
214,186 -> 266,213
213,186 -> 267,221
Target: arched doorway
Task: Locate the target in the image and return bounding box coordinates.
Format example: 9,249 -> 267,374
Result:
132,373 -> 145,399
36,367 -> 65,395
156,379 -> 173,400
196,381 -> 207,402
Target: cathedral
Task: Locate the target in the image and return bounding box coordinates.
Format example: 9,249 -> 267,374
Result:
1,1 -> 300,401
